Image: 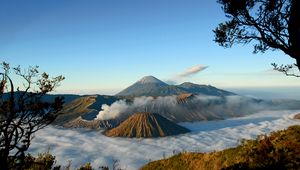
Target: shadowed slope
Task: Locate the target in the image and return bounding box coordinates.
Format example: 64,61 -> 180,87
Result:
64,116 -> 120,129
178,82 -> 236,96
116,76 -> 235,97
54,96 -> 98,125
53,95 -> 119,129
104,112 -> 190,138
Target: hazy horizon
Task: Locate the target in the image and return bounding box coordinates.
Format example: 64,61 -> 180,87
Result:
50,76 -> 300,100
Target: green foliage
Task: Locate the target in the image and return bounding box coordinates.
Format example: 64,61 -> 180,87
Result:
214,0 -> 300,73
24,151 -> 57,170
141,125 -> 300,170
77,163 -> 93,170
5,150 -> 59,170
13,152 -> 124,170
0,62 -> 65,169
214,0 -> 291,53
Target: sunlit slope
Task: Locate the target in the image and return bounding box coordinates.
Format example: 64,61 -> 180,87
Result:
141,125 -> 300,170
54,95 -> 118,127
104,112 -> 190,138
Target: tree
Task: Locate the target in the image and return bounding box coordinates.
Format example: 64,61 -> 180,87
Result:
214,0 -> 300,76
0,62 -> 65,169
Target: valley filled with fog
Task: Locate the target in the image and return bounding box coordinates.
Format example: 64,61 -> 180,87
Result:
29,109 -> 300,169
2,1 -> 300,170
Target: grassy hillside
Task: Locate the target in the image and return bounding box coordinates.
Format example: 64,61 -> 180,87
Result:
53,96 -> 97,125
141,125 -> 300,170
54,95 -> 118,125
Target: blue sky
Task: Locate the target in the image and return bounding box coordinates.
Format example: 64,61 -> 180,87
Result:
0,0 -> 299,96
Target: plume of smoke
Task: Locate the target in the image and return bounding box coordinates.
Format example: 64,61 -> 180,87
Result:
177,65 -> 208,78
95,95 -> 300,121
166,65 -> 208,84
96,100 -> 128,120
96,97 -> 155,120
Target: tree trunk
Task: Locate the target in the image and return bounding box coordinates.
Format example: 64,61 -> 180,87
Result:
288,0 -> 300,71
296,58 -> 300,71
0,152 -> 9,170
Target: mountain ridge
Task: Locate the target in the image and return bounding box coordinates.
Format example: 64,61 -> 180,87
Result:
116,76 -> 235,97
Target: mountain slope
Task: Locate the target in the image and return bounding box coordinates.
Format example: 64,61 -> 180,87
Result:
53,95 -> 118,126
141,125 -> 300,170
53,96 -> 97,125
104,112 -> 190,138
178,82 -> 236,96
116,76 -> 235,97
64,116 -> 120,129
116,76 -> 171,97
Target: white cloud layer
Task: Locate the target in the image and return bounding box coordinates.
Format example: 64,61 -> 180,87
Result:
29,110 -> 300,170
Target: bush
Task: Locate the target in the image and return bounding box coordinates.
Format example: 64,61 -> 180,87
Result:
77,163 -> 93,170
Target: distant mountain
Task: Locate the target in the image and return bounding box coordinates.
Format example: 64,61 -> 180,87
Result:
1,92 -> 80,104
53,93 -> 300,128
116,76 -> 175,97
5,87 -> 300,131
178,82 -> 235,96
116,76 -> 235,97
137,75 -> 168,85
53,95 -> 119,126
104,112 -> 190,138
64,116 -> 120,129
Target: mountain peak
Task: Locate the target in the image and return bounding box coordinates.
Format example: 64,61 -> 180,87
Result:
180,82 -> 195,86
137,76 -> 167,85
116,76 -> 235,97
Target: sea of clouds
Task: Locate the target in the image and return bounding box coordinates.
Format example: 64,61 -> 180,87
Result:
29,110 -> 300,170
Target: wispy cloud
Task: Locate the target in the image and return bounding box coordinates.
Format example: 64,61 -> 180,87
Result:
177,65 -> 208,78
167,64 -> 208,84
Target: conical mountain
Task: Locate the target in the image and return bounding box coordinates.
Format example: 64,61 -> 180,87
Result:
104,112 -> 190,138
116,76 -> 184,97
116,76 -> 235,97
137,76 -> 167,85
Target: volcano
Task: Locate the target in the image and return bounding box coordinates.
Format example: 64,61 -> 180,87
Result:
115,76 -> 184,97
104,112 -> 190,138
116,75 -> 235,97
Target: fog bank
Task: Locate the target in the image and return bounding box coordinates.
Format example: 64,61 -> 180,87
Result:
29,110 -> 300,169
